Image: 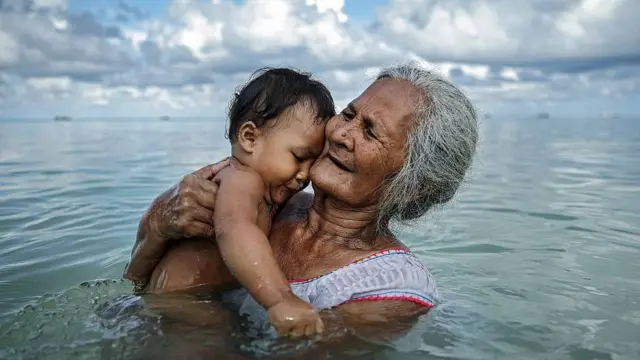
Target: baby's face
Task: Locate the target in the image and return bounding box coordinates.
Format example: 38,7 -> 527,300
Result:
252,104 -> 327,205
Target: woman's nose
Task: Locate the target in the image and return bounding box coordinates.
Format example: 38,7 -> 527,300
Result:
328,116 -> 355,152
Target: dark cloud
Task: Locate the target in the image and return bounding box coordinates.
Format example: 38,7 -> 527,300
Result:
117,0 -> 146,22
68,12 -> 123,38
0,74 -> 10,101
0,73 -> 22,105
139,40 -> 198,67
0,0 -> 27,12
0,0 -> 638,115
529,0 -> 575,13
75,1 -> 147,23
449,68 -> 479,85
0,6 -> 135,81
100,61 -> 216,88
521,55 -> 640,75
138,41 -> 163,64
375,0 -> 640,72
0,0 -> 64,14
0,0 -> 39,12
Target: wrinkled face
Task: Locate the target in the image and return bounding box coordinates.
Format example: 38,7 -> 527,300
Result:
310,78 -> 423,207
251,104 -> 326,205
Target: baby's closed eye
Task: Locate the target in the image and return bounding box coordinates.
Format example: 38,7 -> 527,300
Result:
292,148 -> 316,162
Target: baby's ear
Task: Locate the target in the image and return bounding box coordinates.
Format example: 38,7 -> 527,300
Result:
238,121 -> 259,153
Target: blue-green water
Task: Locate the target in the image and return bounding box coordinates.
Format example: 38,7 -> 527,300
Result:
0,117 -> 639,359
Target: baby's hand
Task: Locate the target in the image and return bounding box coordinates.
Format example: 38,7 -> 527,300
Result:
267,296 -> 324,338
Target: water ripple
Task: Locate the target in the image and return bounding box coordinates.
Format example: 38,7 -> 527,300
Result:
1,118 -> 639,359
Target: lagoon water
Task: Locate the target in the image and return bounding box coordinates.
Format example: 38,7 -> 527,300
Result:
0,116 -> 639,359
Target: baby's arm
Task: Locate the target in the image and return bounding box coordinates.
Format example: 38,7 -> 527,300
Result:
214,169 -> 323,337
213,168 -> 292,309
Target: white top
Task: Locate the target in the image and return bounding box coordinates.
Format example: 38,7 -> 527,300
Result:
223,248 -> 438,330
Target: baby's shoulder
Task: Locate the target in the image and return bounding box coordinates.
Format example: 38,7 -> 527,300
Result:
215,165 -> 264,195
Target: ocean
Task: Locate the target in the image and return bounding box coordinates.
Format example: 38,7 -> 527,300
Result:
0,116 -> 638,359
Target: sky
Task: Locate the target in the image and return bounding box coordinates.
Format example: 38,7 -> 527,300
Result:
0,0 -> 639,118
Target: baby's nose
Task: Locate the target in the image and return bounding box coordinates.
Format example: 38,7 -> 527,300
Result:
296,168 -> 309,181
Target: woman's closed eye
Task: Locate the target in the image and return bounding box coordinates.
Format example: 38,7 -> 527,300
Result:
365,128 -> 375,138
363,119 -> 378,140
340,109 -> 354,121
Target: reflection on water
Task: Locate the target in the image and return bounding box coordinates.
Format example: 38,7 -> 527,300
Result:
0,117 -> 639,359
0,280 -> 160,359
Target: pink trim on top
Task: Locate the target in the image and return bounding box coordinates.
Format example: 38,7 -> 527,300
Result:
288,247 -> 411,284
343,295 -> 434,308
269,204 -> 279,220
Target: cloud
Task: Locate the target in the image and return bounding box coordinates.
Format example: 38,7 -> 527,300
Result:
157,0 -> 405,74
0,0 -> 67,12
0,0 -> 639,117
114,0 -> 146,22
374,0 -> 640,69
0,2 -> 136,82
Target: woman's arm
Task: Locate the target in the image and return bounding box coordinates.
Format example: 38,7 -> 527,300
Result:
143,291 -> 237,328
124,202 -> 171,289
280,300 -> 427,358
253,301 -> 427,358
123,159 -> 230,289
145,238 -> 239,294
328,300 -> 427,341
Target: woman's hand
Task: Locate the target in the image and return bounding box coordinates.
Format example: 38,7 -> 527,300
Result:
123,158 -> 230,287
151,158 -> 231,241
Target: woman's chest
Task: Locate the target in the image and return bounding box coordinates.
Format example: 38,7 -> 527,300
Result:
268,226 -> 370,281
274,250 -> 335,281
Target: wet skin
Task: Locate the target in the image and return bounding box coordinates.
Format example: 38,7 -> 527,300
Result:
124,78 -> 431,344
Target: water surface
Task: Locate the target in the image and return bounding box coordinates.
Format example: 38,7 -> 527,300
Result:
1,116 -> 639,359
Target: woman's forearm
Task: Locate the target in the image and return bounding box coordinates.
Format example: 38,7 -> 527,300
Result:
123,204 -> 170,288
122,160 -> 229,290
143,292 -> 236,328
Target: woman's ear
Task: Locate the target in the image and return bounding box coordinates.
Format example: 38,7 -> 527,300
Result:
237,121 -> 259,153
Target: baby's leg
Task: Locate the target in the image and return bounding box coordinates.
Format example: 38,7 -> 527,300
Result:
146,238 -> 239,294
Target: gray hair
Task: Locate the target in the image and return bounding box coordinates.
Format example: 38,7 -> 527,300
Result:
376,61 -> 478,230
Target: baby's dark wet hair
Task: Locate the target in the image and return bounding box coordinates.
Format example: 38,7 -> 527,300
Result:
226,67 -> 336,143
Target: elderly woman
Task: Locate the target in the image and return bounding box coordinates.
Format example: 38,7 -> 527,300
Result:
124,61 -> 478,338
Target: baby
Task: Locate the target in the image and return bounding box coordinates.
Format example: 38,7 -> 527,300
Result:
213,68 -> 335,337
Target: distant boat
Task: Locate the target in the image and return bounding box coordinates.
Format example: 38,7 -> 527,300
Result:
159,116 -> 170,121
53,115 -> 72,121
536,112 -> 550,119
484,113 -> 492,119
